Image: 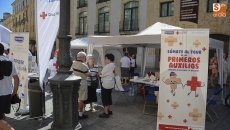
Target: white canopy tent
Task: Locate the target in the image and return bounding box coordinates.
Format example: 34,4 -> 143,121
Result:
87,22 -> 225,102
70,37 -> 123,76
0,24 -> 11,49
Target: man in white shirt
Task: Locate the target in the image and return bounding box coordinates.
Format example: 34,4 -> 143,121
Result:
120,52 -> 130,84
0,43 -> 19,130
47,49 -> 59,78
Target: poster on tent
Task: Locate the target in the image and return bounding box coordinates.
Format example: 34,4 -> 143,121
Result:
10,32 -> 29,110
157,29 -> 209,130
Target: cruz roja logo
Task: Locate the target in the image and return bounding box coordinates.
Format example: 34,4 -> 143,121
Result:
40,12 -> 59,20
14,36 -> 24,43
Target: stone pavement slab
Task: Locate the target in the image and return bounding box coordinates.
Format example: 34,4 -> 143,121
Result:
4,68 -> 230,130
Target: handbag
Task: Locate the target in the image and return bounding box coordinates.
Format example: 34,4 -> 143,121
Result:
11,94 -> 21,112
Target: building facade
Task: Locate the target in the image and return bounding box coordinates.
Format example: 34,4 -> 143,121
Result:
4,0 -> 36,55
70,0 -> 229,70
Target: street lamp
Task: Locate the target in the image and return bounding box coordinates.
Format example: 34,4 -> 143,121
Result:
49,0 -> 82,129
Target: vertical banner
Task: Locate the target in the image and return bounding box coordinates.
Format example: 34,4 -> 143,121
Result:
36,0 -> 60,89
10,32 -> 29,110
157,29 -> 209,130
179,0 -> 199,28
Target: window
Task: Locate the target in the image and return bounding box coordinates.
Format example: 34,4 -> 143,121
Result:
123,1 -> 139,31
79,12 -> 87,34
97,0 -> 110,4
98,7 -> 109,33
78,0 -> 87,8
207,0 -> 225,12
160,1 -> 174,17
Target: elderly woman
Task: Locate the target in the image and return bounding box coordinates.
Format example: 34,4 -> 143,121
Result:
98,53 -> 115,118
84,54 -> 99,111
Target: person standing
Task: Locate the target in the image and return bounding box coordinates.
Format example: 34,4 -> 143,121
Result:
129,54 -> 136,74
84,54 -> 99,111
47,49 -> 59,78
120,52 -> 130,84
209,53 -> 218,87
223,53 -> 228,86
0,43 -> 19,130
98,53 -> 115,118
72,52 -> 90,120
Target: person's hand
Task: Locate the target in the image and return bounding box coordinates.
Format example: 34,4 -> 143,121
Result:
98,71 -> 102,75
12,91 -> 17,97
87,72 -> 91,76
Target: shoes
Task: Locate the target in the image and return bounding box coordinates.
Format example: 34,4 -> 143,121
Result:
90,108 -> 96,112
79,114 -> 88,120
108,111 -> 113,115
99,113 -> 109,118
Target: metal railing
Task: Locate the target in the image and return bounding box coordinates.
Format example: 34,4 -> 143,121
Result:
94,23 -> 110,34
77,0 -> 87,8
75,27 -> 88,35
96,0 -> 110,4
119,19 -> 139,32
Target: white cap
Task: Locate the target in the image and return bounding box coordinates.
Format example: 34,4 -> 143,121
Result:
77,51 -> 86,58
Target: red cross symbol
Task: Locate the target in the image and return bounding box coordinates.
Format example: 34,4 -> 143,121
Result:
168,115 -> 172,119
40,12 -> 47,20
53,62 -> 59,69
176,31 -> 179,35
183,119 -> 187,123
179,42 -> 182,45
202,47 -> 207,51
187,76 -> 202,91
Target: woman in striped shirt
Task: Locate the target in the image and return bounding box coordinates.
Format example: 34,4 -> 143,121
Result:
84,54 -> 99,111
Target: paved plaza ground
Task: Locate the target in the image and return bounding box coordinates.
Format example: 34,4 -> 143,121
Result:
5,68 -> 230,130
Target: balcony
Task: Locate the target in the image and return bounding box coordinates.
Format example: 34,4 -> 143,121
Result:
77,1 -> 87,8
75,27 -> 88,36
94,23 -> 110,34
119,19 -> 139,34
96,0 -> 110,4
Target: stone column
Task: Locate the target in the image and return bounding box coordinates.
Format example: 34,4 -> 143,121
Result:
49,0 -> 82,129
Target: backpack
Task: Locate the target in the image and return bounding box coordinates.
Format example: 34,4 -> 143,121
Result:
0,60 -> 13,80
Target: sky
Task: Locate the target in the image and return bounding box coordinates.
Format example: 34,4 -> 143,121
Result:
0,0 -> 14,19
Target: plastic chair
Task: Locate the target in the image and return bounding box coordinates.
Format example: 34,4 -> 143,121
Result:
206,88 -> 223,122
143,85 -> 159,115
114,76 -> 130,105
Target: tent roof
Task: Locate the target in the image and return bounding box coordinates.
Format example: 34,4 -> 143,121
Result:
71,37 -> 122,49
88,22 -> 224,49
0,25 -> 11,46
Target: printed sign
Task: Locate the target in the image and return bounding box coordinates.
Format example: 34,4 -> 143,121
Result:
157,29 -> 209,130
10,33 -> 29,110
213,3 -> 227,17
179,0 -> 199,28
28,56 -> 38,73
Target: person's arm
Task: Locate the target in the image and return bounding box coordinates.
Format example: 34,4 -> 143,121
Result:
47,60 -> 52,74
12,75 -> 19,96
100,65 -> 111,77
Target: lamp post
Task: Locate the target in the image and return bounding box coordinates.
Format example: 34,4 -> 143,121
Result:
49,0 -> 82,129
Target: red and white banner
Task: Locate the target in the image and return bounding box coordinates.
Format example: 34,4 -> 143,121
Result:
157,29 -> 209,130
36,0 -> 60,89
